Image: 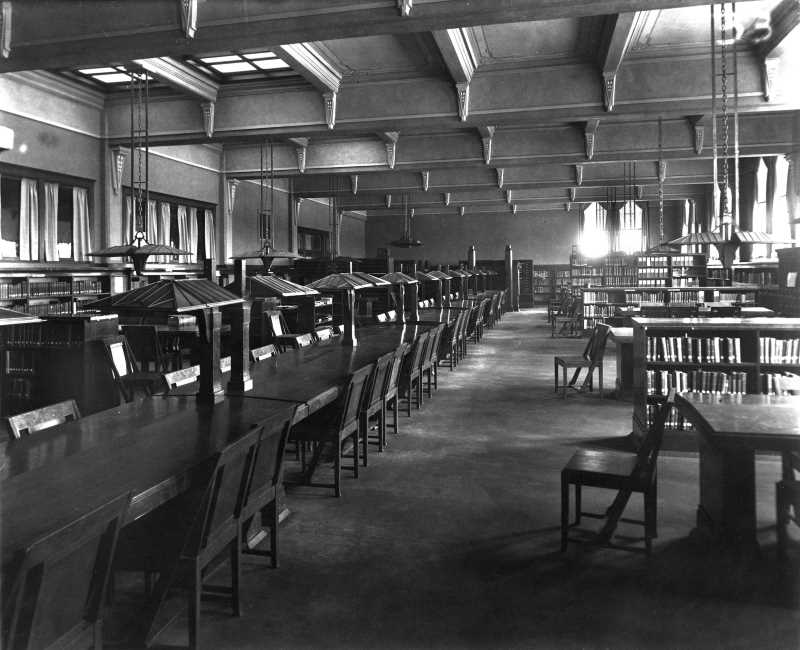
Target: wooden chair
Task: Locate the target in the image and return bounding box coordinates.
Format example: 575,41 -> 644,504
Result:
114,427 -> 261,649
360,350 -> 396,456
3,491 -> 130,650
6,398 -> 81,440
121,324 -> 178,372
554,323 -> 610,399
455,307 -> 471,360
560,391 -> 675,555
102,337 -> 162,402
240,411 -> 295,568
552,293 -> 582,337
437,315 -> 461,371
250,344 -> 278,363
288,364 -> 373,497
399,331 -> 430,416
421,323 -> 445,398
267,311 -> 314,351
383,343 -> 409,438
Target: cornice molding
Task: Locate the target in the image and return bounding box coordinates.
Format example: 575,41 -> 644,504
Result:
134,57 -> 219,102
2,71 -> 105,110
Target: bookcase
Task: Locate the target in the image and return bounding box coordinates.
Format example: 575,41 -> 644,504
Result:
758,247 -> 800,316
532,264 -> 571,303
569,247 -> 602,292
0,272 -> 111,315
637,252 -> 706,289
517,259 -> 535,307
0,313 -> 121,417
632,317 -> 800,436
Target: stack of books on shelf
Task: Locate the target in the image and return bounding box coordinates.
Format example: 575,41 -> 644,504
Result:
760,336 -> 800,364
646,335 -> 742,363
646,369 -> 748,395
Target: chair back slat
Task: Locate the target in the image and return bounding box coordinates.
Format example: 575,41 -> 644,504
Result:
386,343 -> 409,395
3,492 -> 130,650
338,365 -> 374,431
365,350 -> 395,408
583,323 -> 611,363
408,331 -> 430,370
635,390 -> 675,475
190,429 -> 260,557
250,344 -> 278,362
242,412 -> 295,517
7,399 -> 81,439
121,325 -> 163,371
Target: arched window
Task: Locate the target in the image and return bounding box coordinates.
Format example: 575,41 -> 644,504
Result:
617,200 -> 644,254
579,202 -> 608,258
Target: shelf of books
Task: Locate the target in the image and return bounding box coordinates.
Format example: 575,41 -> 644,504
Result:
757,247 -> 800,316
532,266 -> 553,304
0,270 -> 112,316
632,317 -> 800,437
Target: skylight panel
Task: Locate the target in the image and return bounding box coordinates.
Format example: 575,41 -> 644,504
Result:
209,61 -> 256,74
242,51 -> 276,60
93,72 -> 135,84
200,55 -> 241,63
252,58 -> 290,70
78,67 -> 117,74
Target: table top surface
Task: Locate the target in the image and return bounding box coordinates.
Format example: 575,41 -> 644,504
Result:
676,393 -> 800,448
2,396 -> 296,567
2,323 -> 431,567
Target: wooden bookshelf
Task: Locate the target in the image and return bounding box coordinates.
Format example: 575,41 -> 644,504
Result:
0,313 -> 121,417
632,317 -> 800,436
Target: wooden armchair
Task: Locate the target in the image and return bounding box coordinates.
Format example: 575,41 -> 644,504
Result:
3,491 -> 130,650
103,337 -> 162,402
561,391 -> 674,554
288,365 -> 373,497
6,398 -> 81,440
114,427 -> 262,649
421,323 -> 445,398
438,316 -> 461,371
554,323 -> 610,398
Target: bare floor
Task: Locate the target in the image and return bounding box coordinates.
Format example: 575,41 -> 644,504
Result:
126,308 -> 800,649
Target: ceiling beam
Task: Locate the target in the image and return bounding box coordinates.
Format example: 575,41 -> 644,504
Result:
0,1 -> 731,73
101,54 -> 787,146
755,0 -> 800,101
433,28 -> 477,121
276,42 -> 343,129
598,13 -> 638,111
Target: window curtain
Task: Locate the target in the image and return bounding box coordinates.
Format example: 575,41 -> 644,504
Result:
176,205 -> 190,262
159,202 -> 171,262
123,196 -> 133,243
19,178 -> 39,261
203,209 -> 215,260
42,182 -> 59,261
187,207 -> 198,262
146,198 -> 158,247
72,187 -> 90,261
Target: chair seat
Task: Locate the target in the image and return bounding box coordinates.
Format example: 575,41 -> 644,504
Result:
554,355 -> 591,367
563,449 -> 646,489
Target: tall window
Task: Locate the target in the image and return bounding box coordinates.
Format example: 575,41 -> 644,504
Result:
579,202 -> 608,258
0,168 -> 91,261
617,200 -> 644,254
752,156 -> 790,260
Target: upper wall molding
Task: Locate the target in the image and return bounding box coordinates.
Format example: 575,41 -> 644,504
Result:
2,71 -> 105,110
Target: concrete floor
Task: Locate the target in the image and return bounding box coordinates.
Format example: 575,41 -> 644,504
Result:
144,308 -> 800,649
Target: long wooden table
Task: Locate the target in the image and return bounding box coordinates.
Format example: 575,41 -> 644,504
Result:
676,393 -> 800,548
2,324 -> 431,568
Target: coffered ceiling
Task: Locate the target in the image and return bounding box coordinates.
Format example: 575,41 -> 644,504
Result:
1,0 -> 798,221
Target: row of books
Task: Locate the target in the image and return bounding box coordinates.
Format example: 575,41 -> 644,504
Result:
637,279 -> 669,287
760,337 -> 800,364
671,278 -> 702,288
29,280 -> 72,297
761,372 -> 800,395
1,323 -> 88,347
668,255 -> 704,267
72,279 -> 105,295
637,267 -> 670,278
646,336 -> 743,363
582,304 -> 617,318
646,403 -> 693,431
27,302 -> 75,316
4,350 -> 37,374
646,369 -> 749,395
638,256 -> 672,267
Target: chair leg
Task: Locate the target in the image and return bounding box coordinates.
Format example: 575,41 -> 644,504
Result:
776,481 -> 789,559
561,474 -> 569,552
334,441 -> 342,497
360,414 -> 368,467
269,502 -> 279,569
561,365 -> 568,399
189,564 -> 201,650
554,359 -> 559,394
379,404 -> 386,451
231,535 -> 241,616
574,485 -> 582,525
352,431 -> 360,478
598,366 -> 603,399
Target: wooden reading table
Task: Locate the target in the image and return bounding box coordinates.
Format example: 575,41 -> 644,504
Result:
676,393 -> 800,548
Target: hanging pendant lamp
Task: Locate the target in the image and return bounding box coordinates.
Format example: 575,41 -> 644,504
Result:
236,139 -> 303,272
90,68 -> 189,275
390,194 -> 422,247
666,3 -> 793,268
